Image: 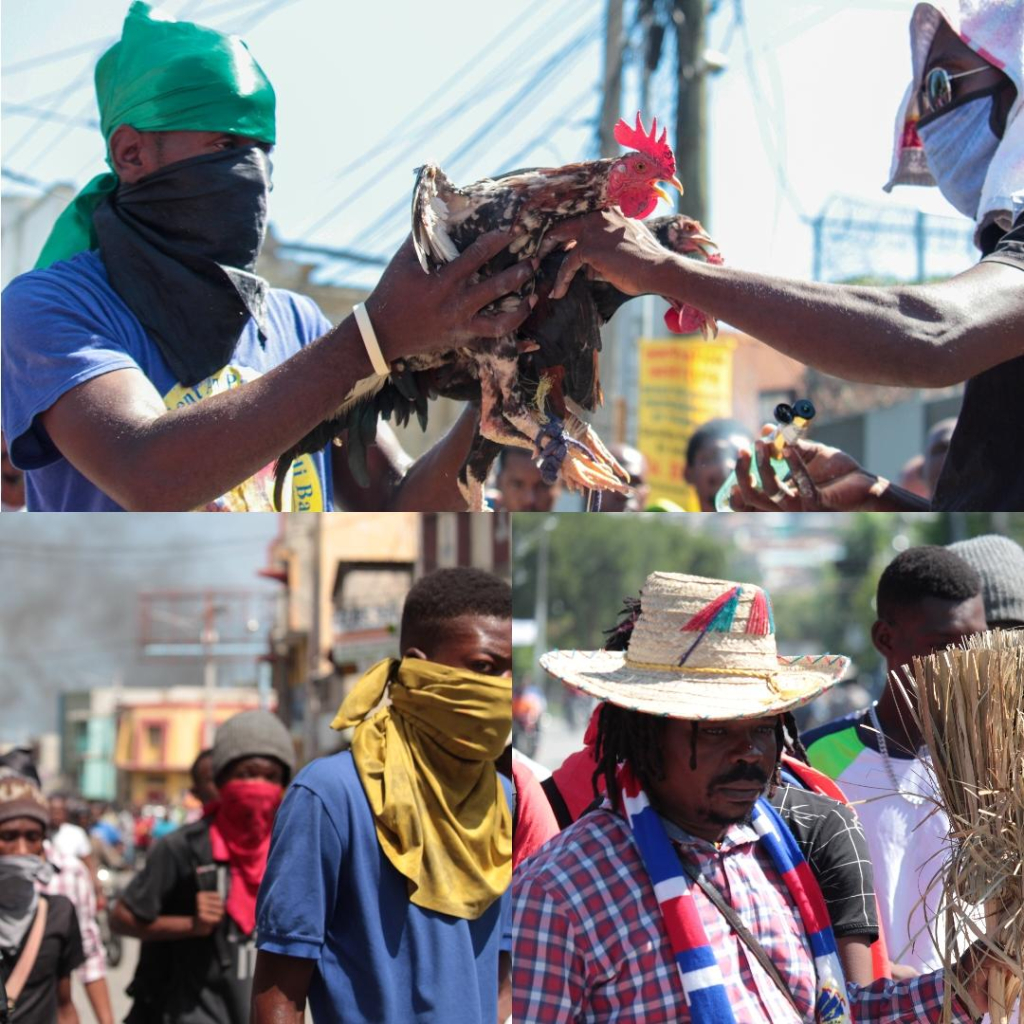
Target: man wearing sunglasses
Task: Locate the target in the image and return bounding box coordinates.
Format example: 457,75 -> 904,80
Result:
547,0 -> 1022,513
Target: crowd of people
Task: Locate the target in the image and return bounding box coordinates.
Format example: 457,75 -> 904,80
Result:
0,0 -> 1018,513
511,532 -> 1024,1022
1,568 -> 514,1024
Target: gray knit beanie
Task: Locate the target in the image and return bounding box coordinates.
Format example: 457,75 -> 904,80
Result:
211,710 -> 296,784
948,534 -> 1024,628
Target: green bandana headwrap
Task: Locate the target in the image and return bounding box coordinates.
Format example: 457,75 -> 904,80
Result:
35,1 -> 276,269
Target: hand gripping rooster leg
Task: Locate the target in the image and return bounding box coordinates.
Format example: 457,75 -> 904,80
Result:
533,417 -> 629,495
562,410 -> 631,488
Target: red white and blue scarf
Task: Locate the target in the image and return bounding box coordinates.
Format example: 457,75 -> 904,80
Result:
620,766 -> 852,1023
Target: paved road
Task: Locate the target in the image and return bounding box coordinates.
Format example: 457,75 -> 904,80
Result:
529,712 -> 588,773
72,935 -> 138,1023
74,930 -> 312,1023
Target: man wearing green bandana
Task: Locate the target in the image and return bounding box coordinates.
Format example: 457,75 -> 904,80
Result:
0,2 -> 535,512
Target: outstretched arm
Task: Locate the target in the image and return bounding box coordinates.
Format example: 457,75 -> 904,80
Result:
547,210 -> 1023,388
38,232 -> 535,511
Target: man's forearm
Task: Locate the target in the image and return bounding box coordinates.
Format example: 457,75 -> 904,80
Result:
111,910 -> 200,941
127,319 -> 380,509
860,480 -> 932,511
649,255 -> 999,389
498,952 -> 512,1023
47,317 -> 380,512
390,404 -> 480,511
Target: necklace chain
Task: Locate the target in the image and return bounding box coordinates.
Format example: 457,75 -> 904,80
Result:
866,704 -> 925,806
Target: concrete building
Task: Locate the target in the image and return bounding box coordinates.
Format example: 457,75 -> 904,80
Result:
58,685 -> 271,806
262,513 -> 511,759
1,183 -> 76,287
113,687 -> 269,806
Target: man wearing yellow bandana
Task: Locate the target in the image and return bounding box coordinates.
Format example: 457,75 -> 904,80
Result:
0,2 -> 536,512
252,568 -> 513,1024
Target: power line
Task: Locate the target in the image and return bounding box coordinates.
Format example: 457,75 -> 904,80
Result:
1,166 -> 51,189
0,0 -> 272,78
1,103 -> 99,130
296,0 -> 589,241
351,17 -> 603,259
310,84 -> 600,284
0,535 -> 276,558
1,36 -> 117,77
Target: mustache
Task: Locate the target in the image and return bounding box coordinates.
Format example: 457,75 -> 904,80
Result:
710,764 -> 770,788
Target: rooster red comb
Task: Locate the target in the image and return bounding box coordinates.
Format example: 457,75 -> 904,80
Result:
614,112 -> 676,174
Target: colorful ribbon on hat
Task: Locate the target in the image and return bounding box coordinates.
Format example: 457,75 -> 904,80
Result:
619,764 -> 852,1023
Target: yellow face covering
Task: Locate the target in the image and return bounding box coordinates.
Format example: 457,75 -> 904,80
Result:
331,658 -> 512,920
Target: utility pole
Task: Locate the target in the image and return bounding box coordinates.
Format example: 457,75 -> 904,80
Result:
201,595 -> 218,748
638,0 -> 662,115
598,0 -> 625,157
673,0 -> 708,225
304,518 -> 322,762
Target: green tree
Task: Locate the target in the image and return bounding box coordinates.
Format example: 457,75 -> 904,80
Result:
513,512 -> 729,659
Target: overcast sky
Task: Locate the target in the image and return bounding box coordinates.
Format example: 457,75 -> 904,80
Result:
0,513 -> 280,741
2,0 -> 974,291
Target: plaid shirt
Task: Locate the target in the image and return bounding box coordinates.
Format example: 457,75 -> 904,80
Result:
40,840 -> 107,984
513,807 -> 973,1024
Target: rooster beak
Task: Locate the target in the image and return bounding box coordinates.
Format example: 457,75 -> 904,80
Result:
665,175 -> 684,194
653,186 -> 672,204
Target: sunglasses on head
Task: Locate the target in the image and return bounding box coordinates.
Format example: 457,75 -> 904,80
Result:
922,65 -> 990,115
0,828 -> 44,844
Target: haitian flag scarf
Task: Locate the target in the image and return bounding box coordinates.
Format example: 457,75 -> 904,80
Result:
619,765 -> 852,1023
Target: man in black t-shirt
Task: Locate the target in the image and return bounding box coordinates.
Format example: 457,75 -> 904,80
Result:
0,776 -> 84,1024
544,0 -> 1023,512
111,711 -> 295,1024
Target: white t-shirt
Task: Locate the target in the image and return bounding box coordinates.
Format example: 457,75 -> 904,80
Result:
806,712 -> 948,972
52,821 -> 93,861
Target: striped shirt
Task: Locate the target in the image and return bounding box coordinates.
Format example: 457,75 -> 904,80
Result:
41,840 -> 106,984
513,807 -> 971,1023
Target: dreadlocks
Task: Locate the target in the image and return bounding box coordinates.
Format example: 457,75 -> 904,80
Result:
592,701 -> 667,806
782,711 -> 810,764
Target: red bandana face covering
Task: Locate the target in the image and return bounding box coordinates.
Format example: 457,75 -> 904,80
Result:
207,778 -> 283,936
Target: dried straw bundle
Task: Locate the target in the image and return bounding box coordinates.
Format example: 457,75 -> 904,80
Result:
907,629 -> 1024,1024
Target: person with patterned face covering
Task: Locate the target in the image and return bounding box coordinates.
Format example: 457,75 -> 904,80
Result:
0,776 -> 85,1024
0,2 -> 536,513
252,568 -> 514,1024
544,0 -> 1023,514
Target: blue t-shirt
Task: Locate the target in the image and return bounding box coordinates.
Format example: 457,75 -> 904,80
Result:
256,751 -> 512,1024
1,250 -> 334,511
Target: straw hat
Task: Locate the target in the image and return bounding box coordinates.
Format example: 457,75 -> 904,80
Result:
540,572 -> 848,720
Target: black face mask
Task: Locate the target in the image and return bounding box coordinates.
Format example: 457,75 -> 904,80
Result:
93,145 -> 272,387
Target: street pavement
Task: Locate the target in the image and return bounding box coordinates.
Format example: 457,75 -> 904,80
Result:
73,936 -> 314,1023
530,712 -> 588,773
73,936 -> 139,1022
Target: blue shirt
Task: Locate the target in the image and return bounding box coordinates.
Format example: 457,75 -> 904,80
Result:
1,250 -> 334,511
256,751 -> 512,1024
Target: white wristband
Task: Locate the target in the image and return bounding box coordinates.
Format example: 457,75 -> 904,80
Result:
353,302 -> 390,377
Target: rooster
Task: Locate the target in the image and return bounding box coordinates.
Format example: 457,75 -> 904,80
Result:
273,115 -> 692,510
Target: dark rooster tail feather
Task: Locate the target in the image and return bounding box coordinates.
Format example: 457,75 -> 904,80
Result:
273,456 -> 290,512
